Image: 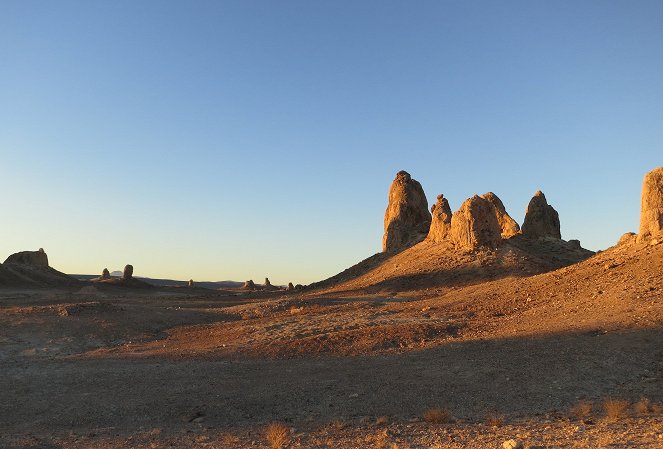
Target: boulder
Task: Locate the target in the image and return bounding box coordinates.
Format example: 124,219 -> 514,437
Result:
481,192 -> 520,238
638,167 -> 663,242
427,194 -> 453,243
123,264 -> 133,280
4,248 -> 49,267
618,232 -> 637,246
449,195 -> 502,250
243,279 -> 256,290
521,191 -> 561,239
101,268 -> 111,280
382,170 -> 432,253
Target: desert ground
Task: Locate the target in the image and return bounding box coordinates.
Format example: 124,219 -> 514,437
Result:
1,235 -> 662,449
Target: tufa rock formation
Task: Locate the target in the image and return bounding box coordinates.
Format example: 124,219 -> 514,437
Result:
243,279 -> 255,290
101,268 -> 111,280
287,282 -> 295,291
481,192 -> 520,238
264,277 -> 271,286
123,264 -> 134,280
383,170 -> 432,253
427,194 -> 453,243
4,248 -> 49,267
521,191 -> 561,239
449,195 -> 502,250
638,167 -> 663,242
188,279 -> 194,288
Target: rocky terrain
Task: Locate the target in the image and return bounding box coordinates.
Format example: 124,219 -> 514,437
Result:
0,167 -> 662,448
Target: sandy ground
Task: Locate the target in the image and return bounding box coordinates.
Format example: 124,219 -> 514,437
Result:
0,239 -> 662,448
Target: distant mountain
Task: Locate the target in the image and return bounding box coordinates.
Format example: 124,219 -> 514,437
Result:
72,274 -> 243,290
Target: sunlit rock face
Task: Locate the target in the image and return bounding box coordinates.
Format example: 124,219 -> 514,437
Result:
638,167 -> 663,242
382,170 -> 431,253
481,192 -> 520,239
449,195 -> 502,250
427,194 -> 452,243
521,191 -> 561,239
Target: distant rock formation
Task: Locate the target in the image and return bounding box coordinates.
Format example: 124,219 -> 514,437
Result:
427,194 -> 453,243
101,268 -> 111,280
188,279 -> 194,288
481,192 -> 520,238
521,191 -> 561,239
383,171 -> 432,253
449,195 -> 502,250
123,264 -> 134,280
264,277 -> 271,287
243,280 -> 255,290
638,167 -> 663,242
4,248 -> 49,267
287,282 -> 295,291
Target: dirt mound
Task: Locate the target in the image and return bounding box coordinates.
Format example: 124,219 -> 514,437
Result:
382,170 -> 431,253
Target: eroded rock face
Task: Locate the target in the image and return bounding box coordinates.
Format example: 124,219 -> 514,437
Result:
427,194 -> 453,243
4,248 -> 49,267
101,268 -> 111,280
481,192 -> 520,239
123,264 -> 134,280
382,171 -> 431,253
449,195 -> 502,250
638,167 -> 663,242
521,191 -> 561,239
243,280 -> 255,290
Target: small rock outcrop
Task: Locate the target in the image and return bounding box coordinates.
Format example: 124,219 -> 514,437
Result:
618,232 -> 637,246
481,192 -> 520,238
287,282 -> 295,291
382,170 -> 432,253
101,268 -> 111,280
449,195 -> 502,250
188,279 -> 194,288
264,277 -> 271,286
427,194 -> 453,243
123,264 -> 134,280
521,191 -> 561,239
638,167 -> 663,242
4,248 -> 49,267
243,279 -> 255,290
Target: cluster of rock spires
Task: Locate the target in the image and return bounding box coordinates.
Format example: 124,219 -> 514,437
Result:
242,277 -> 304,292
383,171 -> 564,253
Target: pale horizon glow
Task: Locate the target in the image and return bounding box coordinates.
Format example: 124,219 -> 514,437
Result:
1,1 -> 661,284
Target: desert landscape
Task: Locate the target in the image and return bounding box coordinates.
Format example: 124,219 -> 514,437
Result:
1,167 -> 662,449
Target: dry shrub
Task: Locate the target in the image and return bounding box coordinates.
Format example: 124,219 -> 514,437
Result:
329,419 -> 345,431
571,400 -> 593,420
651,402 -> 663,414
265,422 -> 290,449
603,399 -> 629,421
634,398 -> 651,415
485,412 -> 505,427
423,408 -> 450,424
376,415 -> 390,425
219,433 -> 240,445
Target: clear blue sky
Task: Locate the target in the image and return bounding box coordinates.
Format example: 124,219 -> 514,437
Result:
1,1 -> 661,284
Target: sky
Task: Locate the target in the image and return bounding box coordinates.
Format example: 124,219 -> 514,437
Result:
1,1 -> 662,284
